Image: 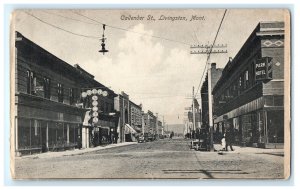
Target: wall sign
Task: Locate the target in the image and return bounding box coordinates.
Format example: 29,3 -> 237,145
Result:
255,57 -> 272,81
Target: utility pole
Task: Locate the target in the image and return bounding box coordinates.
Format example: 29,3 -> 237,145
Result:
192,86 -> 196,139
156,113 -> 158,138
162,116 -> 165,136
207,62 -> 214,150
190,43 -> 227,151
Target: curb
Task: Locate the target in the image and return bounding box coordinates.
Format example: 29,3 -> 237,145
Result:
16,142 -> 138,159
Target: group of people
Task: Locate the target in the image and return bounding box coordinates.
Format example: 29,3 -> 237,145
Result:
221,126 -> 235,151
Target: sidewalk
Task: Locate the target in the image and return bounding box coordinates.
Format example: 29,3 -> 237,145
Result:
213,143 -> 284,155
16,142 -> 138,159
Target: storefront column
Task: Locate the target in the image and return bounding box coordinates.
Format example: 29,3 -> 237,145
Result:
46,122 -> 49,149
86,127 -> 90,148
82,127 -> 86,149
67,124 -> 70,144
264,110 -> 268,144
15,117 -> 18,154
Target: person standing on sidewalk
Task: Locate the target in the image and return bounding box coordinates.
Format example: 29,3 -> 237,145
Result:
225,125 -> 235,151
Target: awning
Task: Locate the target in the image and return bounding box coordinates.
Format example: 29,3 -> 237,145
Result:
125,124 -> 137,134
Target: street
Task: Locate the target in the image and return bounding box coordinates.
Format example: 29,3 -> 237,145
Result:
14,138 -> 284,179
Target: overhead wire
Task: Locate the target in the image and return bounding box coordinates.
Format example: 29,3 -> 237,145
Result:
25,10 -> 192,46
71,10 -> 191,46
194,9 -> 227,98
24,11 -> 101,39
39,10 -> 98,25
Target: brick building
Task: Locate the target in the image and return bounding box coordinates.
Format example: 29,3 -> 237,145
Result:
200,63 -> 223,127
114,92 -> 142,142
212,21 -> 285,148
142,110 -> 157,140
13,32 -> 117,155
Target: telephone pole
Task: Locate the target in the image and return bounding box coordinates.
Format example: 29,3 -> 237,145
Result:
190,45 -> 227,150
192,86 -> 196,139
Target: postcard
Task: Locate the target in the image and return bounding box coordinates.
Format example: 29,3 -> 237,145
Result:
10,8 -> 290,179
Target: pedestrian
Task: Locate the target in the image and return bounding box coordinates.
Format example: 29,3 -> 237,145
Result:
221,134 -> 226,151
225,125 -> 234,151
111,132 -> 115,144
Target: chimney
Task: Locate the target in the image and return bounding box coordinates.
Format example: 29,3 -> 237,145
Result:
211,63 -> 216,69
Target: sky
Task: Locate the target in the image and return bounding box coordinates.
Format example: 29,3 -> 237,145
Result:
13,9 -> 286,124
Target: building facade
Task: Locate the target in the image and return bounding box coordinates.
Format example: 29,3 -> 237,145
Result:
200,63 -> 223,127
114,92 -> 142,142
129,101 -> 142,133
212,22 -> 285,148
188,99 -> 201,128
142,110 -> 157,140
78,64 -> 118,148
14,32 -> 117,156
114,92 -> 129,143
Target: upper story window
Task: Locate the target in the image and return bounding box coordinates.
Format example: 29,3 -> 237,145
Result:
100,100 -> 104,112
57,83 -> 64,103
244,70 -> 249,89
26,70 -> 51,99
26,70 -> 36,95
43,77 -> 51,99
238,76 -> 242,94
69,88 -> 75,105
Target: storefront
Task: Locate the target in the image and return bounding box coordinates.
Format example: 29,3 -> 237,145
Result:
214,107 -> 284,148
15,102 -> 84,156
82,112 -> 118,148
212,22 -> 285,149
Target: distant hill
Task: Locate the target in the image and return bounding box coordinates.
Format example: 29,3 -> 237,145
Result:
165,124 -> 184,135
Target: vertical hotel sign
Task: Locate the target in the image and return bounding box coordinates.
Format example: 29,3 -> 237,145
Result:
255,57 -> 272,81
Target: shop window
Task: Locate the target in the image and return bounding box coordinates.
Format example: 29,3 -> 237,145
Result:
69,125 -> 75,144
63,124 -> 68,143
57,83 -> 64,103
17,118 -> 31,149
267,111 -> 284,143
48,122 -> 57,147
56,123 -> 64,145
31,120 -> 41,148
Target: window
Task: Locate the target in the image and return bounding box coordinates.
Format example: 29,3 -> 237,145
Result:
44,77 -> 51,99
238,76 -> 242,95
100,100 -> 104,111
233,83 -> 237,97
35,76 -> 45,97
274,96 -> 284,106
69,88 -> 75,105
26,70 -> 36,95
57,83 -> 64,103
105,102 -> 109,113
107,103 -> 112,113
244,70 -> 249,89
225,88 -> 229,100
